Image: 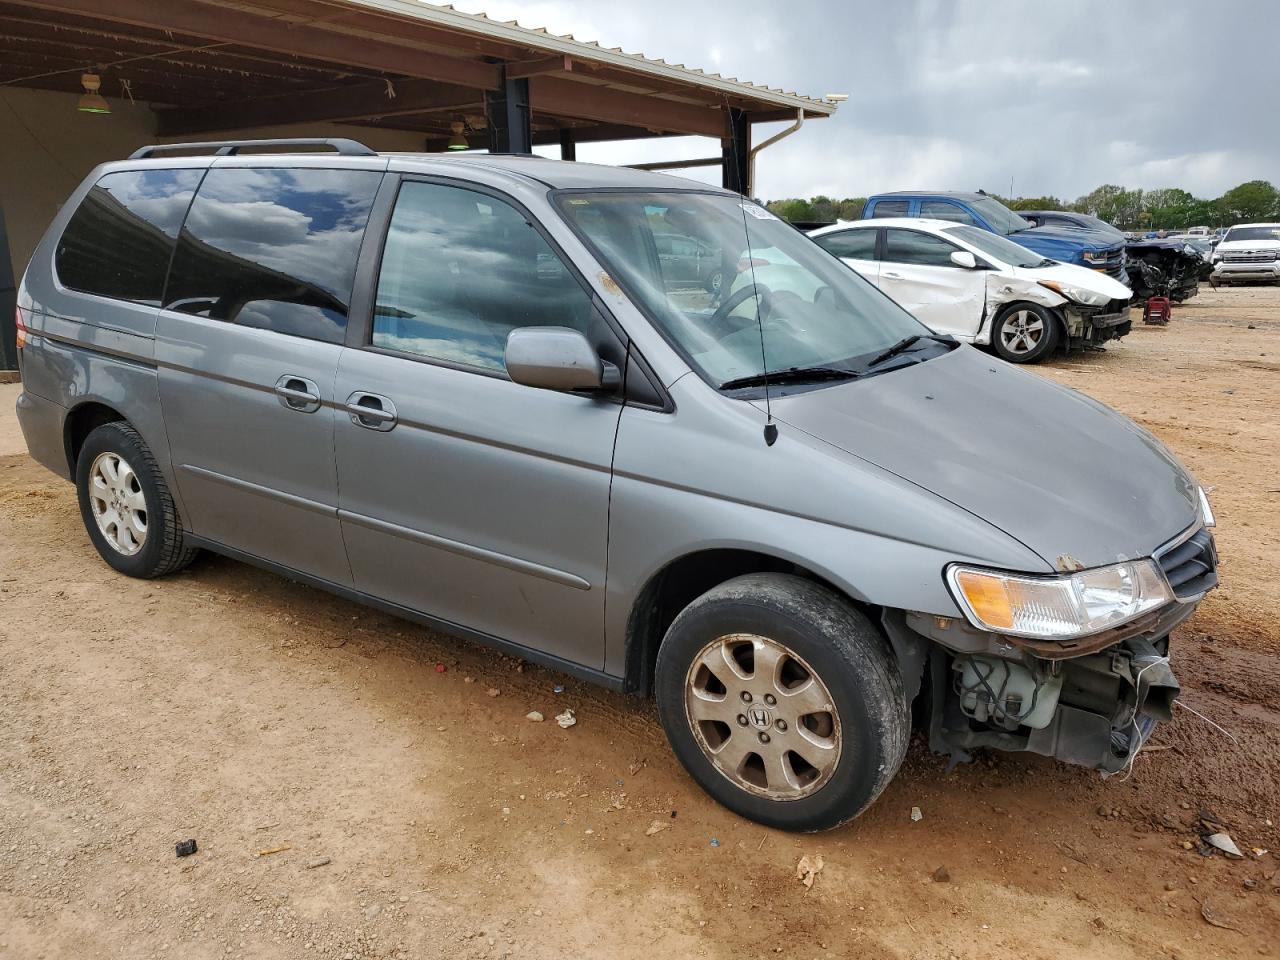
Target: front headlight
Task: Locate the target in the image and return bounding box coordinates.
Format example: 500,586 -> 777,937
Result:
1198,486 -> 1216,527
1037,279 -> 1110,307
946,560 -> 1172,641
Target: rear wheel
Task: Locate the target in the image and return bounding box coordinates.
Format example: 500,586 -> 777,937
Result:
992,302 -> 1060,363
655,573 -> 909,832
76,421 -> 198,578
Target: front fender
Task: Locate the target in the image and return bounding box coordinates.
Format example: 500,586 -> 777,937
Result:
603,378 -> 1049,678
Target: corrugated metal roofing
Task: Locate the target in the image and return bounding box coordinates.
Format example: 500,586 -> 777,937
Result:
339,0 -> 838,115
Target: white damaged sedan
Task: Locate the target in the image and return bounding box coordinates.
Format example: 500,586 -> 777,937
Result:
809,217 -> 1133,363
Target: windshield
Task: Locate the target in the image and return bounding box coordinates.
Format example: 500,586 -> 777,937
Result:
943,225 -> 1048,268
555,191 -> 929,387
969,197 -> 1031,236
1224,225 -> 1280,243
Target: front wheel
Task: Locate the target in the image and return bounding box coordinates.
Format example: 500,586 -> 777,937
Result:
655,573 -> 909,832
992,302 -> 1060,363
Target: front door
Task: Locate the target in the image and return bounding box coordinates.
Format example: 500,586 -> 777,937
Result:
156,163 -> 385,584
334,179 -> 624,667
878,227 -> 986,338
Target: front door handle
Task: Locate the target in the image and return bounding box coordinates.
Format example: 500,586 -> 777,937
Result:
882,271 -> 903,279
274,375 -> 321,413
345,392 -> 398,432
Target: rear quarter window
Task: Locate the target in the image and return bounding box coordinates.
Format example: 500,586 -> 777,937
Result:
55,169 -> 202,306
814,229 -> 877,260
164,167 -> 382,344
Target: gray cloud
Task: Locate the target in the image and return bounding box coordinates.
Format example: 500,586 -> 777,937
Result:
456,0 -> 1277,200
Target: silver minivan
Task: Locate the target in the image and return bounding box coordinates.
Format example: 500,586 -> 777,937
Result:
15,140 -> 1217,831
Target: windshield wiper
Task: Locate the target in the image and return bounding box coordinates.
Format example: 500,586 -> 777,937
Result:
719,365 -> 859,391
861,333 -> 956,371
863,335 -> 924,368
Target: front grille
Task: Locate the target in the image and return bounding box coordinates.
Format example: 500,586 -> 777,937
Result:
1223,251 -> 1278,263
1156,528 -> 1218,600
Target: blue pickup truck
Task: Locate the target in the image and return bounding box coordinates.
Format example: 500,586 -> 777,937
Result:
862,192 -> 1129,287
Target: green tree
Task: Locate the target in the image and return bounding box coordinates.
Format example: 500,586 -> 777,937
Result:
1006,195 -> 1067,211
1218,180 -> 1280,222
766,198 -> 816,222
1073,185 -> 1145,230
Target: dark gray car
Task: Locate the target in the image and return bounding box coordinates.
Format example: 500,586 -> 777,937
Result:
14,140 -> 1218,831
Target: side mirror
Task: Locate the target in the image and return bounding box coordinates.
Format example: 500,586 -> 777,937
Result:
950,250 -> 979,269
505,326 -> 620,392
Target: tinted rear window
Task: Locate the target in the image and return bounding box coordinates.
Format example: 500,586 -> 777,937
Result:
55,169 -> 202,306
870,200 -> 909,218
164,167 -> 382,344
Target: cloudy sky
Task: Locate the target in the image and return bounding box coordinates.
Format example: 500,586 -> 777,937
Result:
452,0 -> 1277,202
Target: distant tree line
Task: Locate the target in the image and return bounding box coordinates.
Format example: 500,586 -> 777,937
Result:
765,180 -> 1280,230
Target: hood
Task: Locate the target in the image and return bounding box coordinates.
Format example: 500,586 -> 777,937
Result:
1010,261 -> 1132,300
1012,224 -> 1122,256
1215,238 -> 1280,252
771,345 -> 1198,570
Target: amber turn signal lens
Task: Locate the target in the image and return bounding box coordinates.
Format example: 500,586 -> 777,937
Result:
953,570 -> 1014,630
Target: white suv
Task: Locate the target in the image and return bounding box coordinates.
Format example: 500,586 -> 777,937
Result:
1211,223 -> 1280,285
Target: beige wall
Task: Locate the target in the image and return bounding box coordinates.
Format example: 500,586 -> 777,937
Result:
0,86 -> 430,282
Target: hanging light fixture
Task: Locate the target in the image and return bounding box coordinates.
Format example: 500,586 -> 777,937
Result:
446,121 -> 469,151
78,72 -> 110,114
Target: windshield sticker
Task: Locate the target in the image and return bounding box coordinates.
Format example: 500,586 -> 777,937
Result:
740,202 -> 778,221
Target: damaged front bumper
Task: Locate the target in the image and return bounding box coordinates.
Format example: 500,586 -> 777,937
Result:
902,594 -> 1198,775
1063,301 -> 1132,350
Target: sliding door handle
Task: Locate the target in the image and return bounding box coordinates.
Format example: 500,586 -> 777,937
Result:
345,392 -> 398,431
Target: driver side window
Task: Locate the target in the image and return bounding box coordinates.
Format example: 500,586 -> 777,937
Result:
883,229 -> 961,268
372,181 -> 594,373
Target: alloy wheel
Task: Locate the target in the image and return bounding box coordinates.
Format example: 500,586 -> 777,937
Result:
88,451 -> 148,556
684,633 -> 842,800
1000,309 -> 1045,354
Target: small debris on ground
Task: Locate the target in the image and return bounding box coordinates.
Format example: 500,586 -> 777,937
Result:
645,820 -> 670,837
628,758 -> 647,776
796,854 -> 825,888
525,711 -> 544,722
435,663 -> 447,673
1055,841 -> 1090,865
1206,832 -> 1244,858
910,806 -> 923,822
1198,899 -> 1241,932
931,865 -> 950,882
175,839 -> 198,858
553,685 -> 565,694
486,687 -> 500,698
256,844 -> 292,857
709,838 -> 720,847
555,709 -> 576,729
305,856 -> 331,869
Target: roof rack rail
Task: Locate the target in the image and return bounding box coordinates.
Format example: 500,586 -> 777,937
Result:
128,138 -> 377,160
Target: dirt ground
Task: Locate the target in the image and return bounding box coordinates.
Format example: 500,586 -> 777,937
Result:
1,285 -> 1277,960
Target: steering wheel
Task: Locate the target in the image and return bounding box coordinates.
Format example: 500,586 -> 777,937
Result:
708,283 -> 774,334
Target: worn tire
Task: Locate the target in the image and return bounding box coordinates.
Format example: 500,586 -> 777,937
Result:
655,573 -> 909,832
75,421 -> 198,578
991,301 -> 1060,363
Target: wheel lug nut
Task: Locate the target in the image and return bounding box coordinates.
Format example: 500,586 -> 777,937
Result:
736,714 -> 748,726
758,732 -> 770,744
776,720 -> 787,732
764,694 -> 776,706
740,691 -> 752,703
